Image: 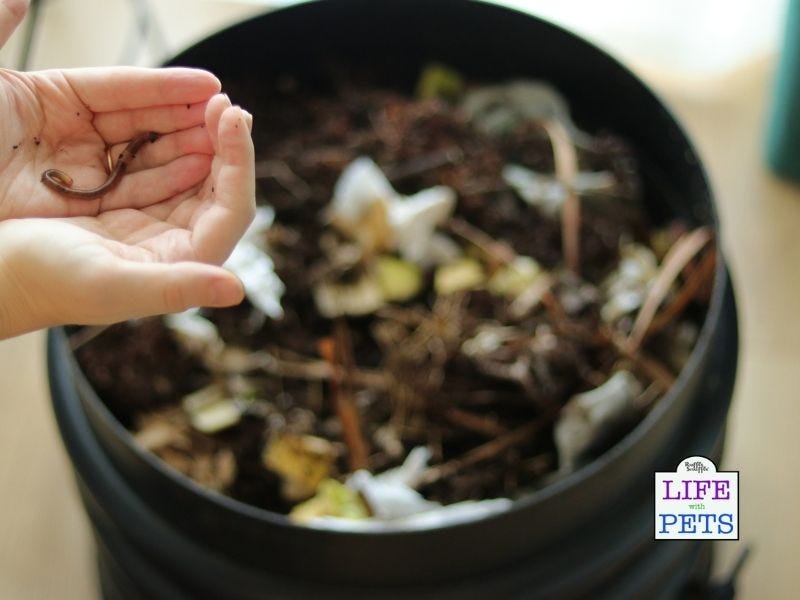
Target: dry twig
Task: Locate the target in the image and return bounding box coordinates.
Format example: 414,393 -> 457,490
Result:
441,407 -> 509,437
419,412 -> 557,486
627,227 -> 713,352
606,329 -> 676,391
232,351 -> 388,390
541,119 -> 581,275
447,217 -> 515,268
318,321 -> 370,471
540,290 -> 676,392
646,247 -> 717,338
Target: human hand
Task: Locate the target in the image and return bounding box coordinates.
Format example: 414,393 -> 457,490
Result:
0,65 -> 254,254
0,1 -> 256,338
0,84 -> 255,338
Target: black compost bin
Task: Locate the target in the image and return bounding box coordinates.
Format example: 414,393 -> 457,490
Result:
47,1 -> 739,598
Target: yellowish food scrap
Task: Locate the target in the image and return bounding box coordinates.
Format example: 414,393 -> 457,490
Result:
289,479 -> 371,525
416,63 -> 465,101
375,255 -> 423,302
182,384 -> 242,434
263,433 -> 337,501
434,257 -> 485,295
487,255 -> 543,298
313,274 -> 385,318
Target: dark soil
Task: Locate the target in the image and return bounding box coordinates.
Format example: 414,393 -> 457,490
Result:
75,75 -> 706,514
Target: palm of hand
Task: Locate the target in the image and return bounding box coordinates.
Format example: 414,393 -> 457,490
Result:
0,66 -> 254,265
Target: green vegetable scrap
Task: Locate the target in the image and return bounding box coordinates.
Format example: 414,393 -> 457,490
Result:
375,255 -> 423,302
416,62 -> 465,101
289,479 -> 371,524
487,255 -> 543,298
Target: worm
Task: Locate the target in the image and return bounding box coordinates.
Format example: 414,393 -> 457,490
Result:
41,131 -> 160,199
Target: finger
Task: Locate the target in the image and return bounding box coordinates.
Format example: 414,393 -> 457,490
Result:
61,67 -> 221,113
191,105 -> 255,264
0,0 -> 28,49
204,93 -> 232,154
93,100 -> 210,144
98,261 -> 244,320
110,125 -> 213,172
98,154 -> 212,211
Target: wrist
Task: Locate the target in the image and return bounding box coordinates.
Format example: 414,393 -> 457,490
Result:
0,220 -> 43,339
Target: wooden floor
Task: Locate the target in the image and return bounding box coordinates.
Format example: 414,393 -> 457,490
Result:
1,4 -> 799,599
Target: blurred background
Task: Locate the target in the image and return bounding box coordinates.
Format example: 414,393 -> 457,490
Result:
0,0 -> 798,598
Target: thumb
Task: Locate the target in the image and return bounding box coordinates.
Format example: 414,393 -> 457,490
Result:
98,261 -> 244,322
0,0 -> 29,50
